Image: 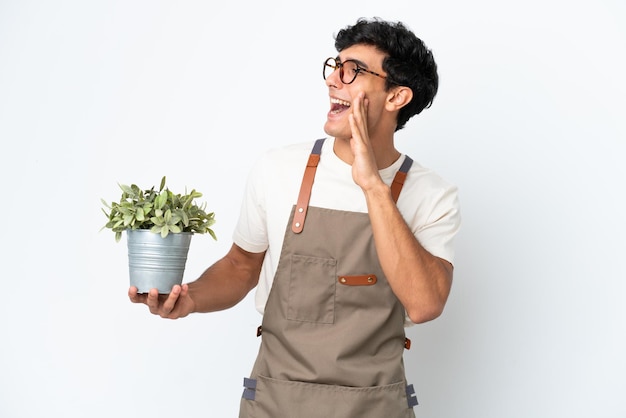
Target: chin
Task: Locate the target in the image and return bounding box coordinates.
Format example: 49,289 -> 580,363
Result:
323,121 -> 350,140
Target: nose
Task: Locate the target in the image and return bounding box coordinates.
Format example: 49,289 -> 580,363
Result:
325,66 -> 341,88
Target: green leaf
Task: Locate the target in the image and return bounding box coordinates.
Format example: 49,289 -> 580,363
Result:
119,184 -> 134,195
123,214 -> 134,226
155,192 -> 167,210
159,176 -> 166,192
101,198 -> 112,209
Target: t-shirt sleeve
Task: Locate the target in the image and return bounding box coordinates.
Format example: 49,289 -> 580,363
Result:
415,183 -> 461,266
232,155 -> 270,254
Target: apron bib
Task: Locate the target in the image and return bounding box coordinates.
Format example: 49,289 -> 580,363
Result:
239,139 -> 417,418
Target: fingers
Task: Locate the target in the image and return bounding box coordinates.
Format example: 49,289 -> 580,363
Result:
146,288 -> 162,314
161,285 -> 182,315
146,287 -> 177,318
128,286 -> 147,304
349,92 -> 369,144
349,92 -> 381,191
130,285 -> 187,319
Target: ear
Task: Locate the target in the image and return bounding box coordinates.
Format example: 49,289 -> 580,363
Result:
385,86 -> 413,111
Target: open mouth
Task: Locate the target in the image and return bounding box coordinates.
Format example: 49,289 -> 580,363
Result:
330,98 -> 351,115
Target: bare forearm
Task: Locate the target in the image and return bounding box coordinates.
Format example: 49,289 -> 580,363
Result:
188,244 -> 264,313
364,183 -> 453,323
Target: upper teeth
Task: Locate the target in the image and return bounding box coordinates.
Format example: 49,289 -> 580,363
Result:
331,98 -> 351,107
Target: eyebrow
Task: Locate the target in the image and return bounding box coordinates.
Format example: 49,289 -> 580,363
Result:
336,55 -> 370,69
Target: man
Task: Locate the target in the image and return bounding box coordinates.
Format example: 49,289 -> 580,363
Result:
130,17 -> 461,417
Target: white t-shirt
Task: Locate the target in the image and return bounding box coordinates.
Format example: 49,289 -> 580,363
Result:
233,138 -> 461,321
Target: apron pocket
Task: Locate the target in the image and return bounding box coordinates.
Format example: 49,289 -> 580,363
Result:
287,254 -> 336,324
241,375 -> 413,418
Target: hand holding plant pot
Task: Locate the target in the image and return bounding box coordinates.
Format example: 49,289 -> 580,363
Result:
101,176 -> 216,293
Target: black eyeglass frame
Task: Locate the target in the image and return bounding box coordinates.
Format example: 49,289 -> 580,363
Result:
323,57 -> 392,85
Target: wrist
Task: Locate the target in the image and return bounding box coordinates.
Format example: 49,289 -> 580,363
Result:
362,180 -> 391,201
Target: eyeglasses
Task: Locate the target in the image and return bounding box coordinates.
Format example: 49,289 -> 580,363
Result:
323,57 -> 389,84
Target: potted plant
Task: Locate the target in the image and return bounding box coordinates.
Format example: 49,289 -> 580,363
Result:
101,176 -> 216,294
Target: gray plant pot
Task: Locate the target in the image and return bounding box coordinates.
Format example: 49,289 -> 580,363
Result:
127,229 -> 193,294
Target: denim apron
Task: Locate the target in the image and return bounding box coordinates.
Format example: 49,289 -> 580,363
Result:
239,139 -> 417,417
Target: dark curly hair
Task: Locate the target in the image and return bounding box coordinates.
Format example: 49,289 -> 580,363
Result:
334,17 -> 438,131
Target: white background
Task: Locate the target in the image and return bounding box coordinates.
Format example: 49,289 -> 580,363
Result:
1,1 -> 625,417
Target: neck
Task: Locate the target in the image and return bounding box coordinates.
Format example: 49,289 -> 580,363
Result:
333,135 -> 400,169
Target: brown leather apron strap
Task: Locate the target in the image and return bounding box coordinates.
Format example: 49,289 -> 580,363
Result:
292,138 -> 325,234
390,156 -> 413,203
